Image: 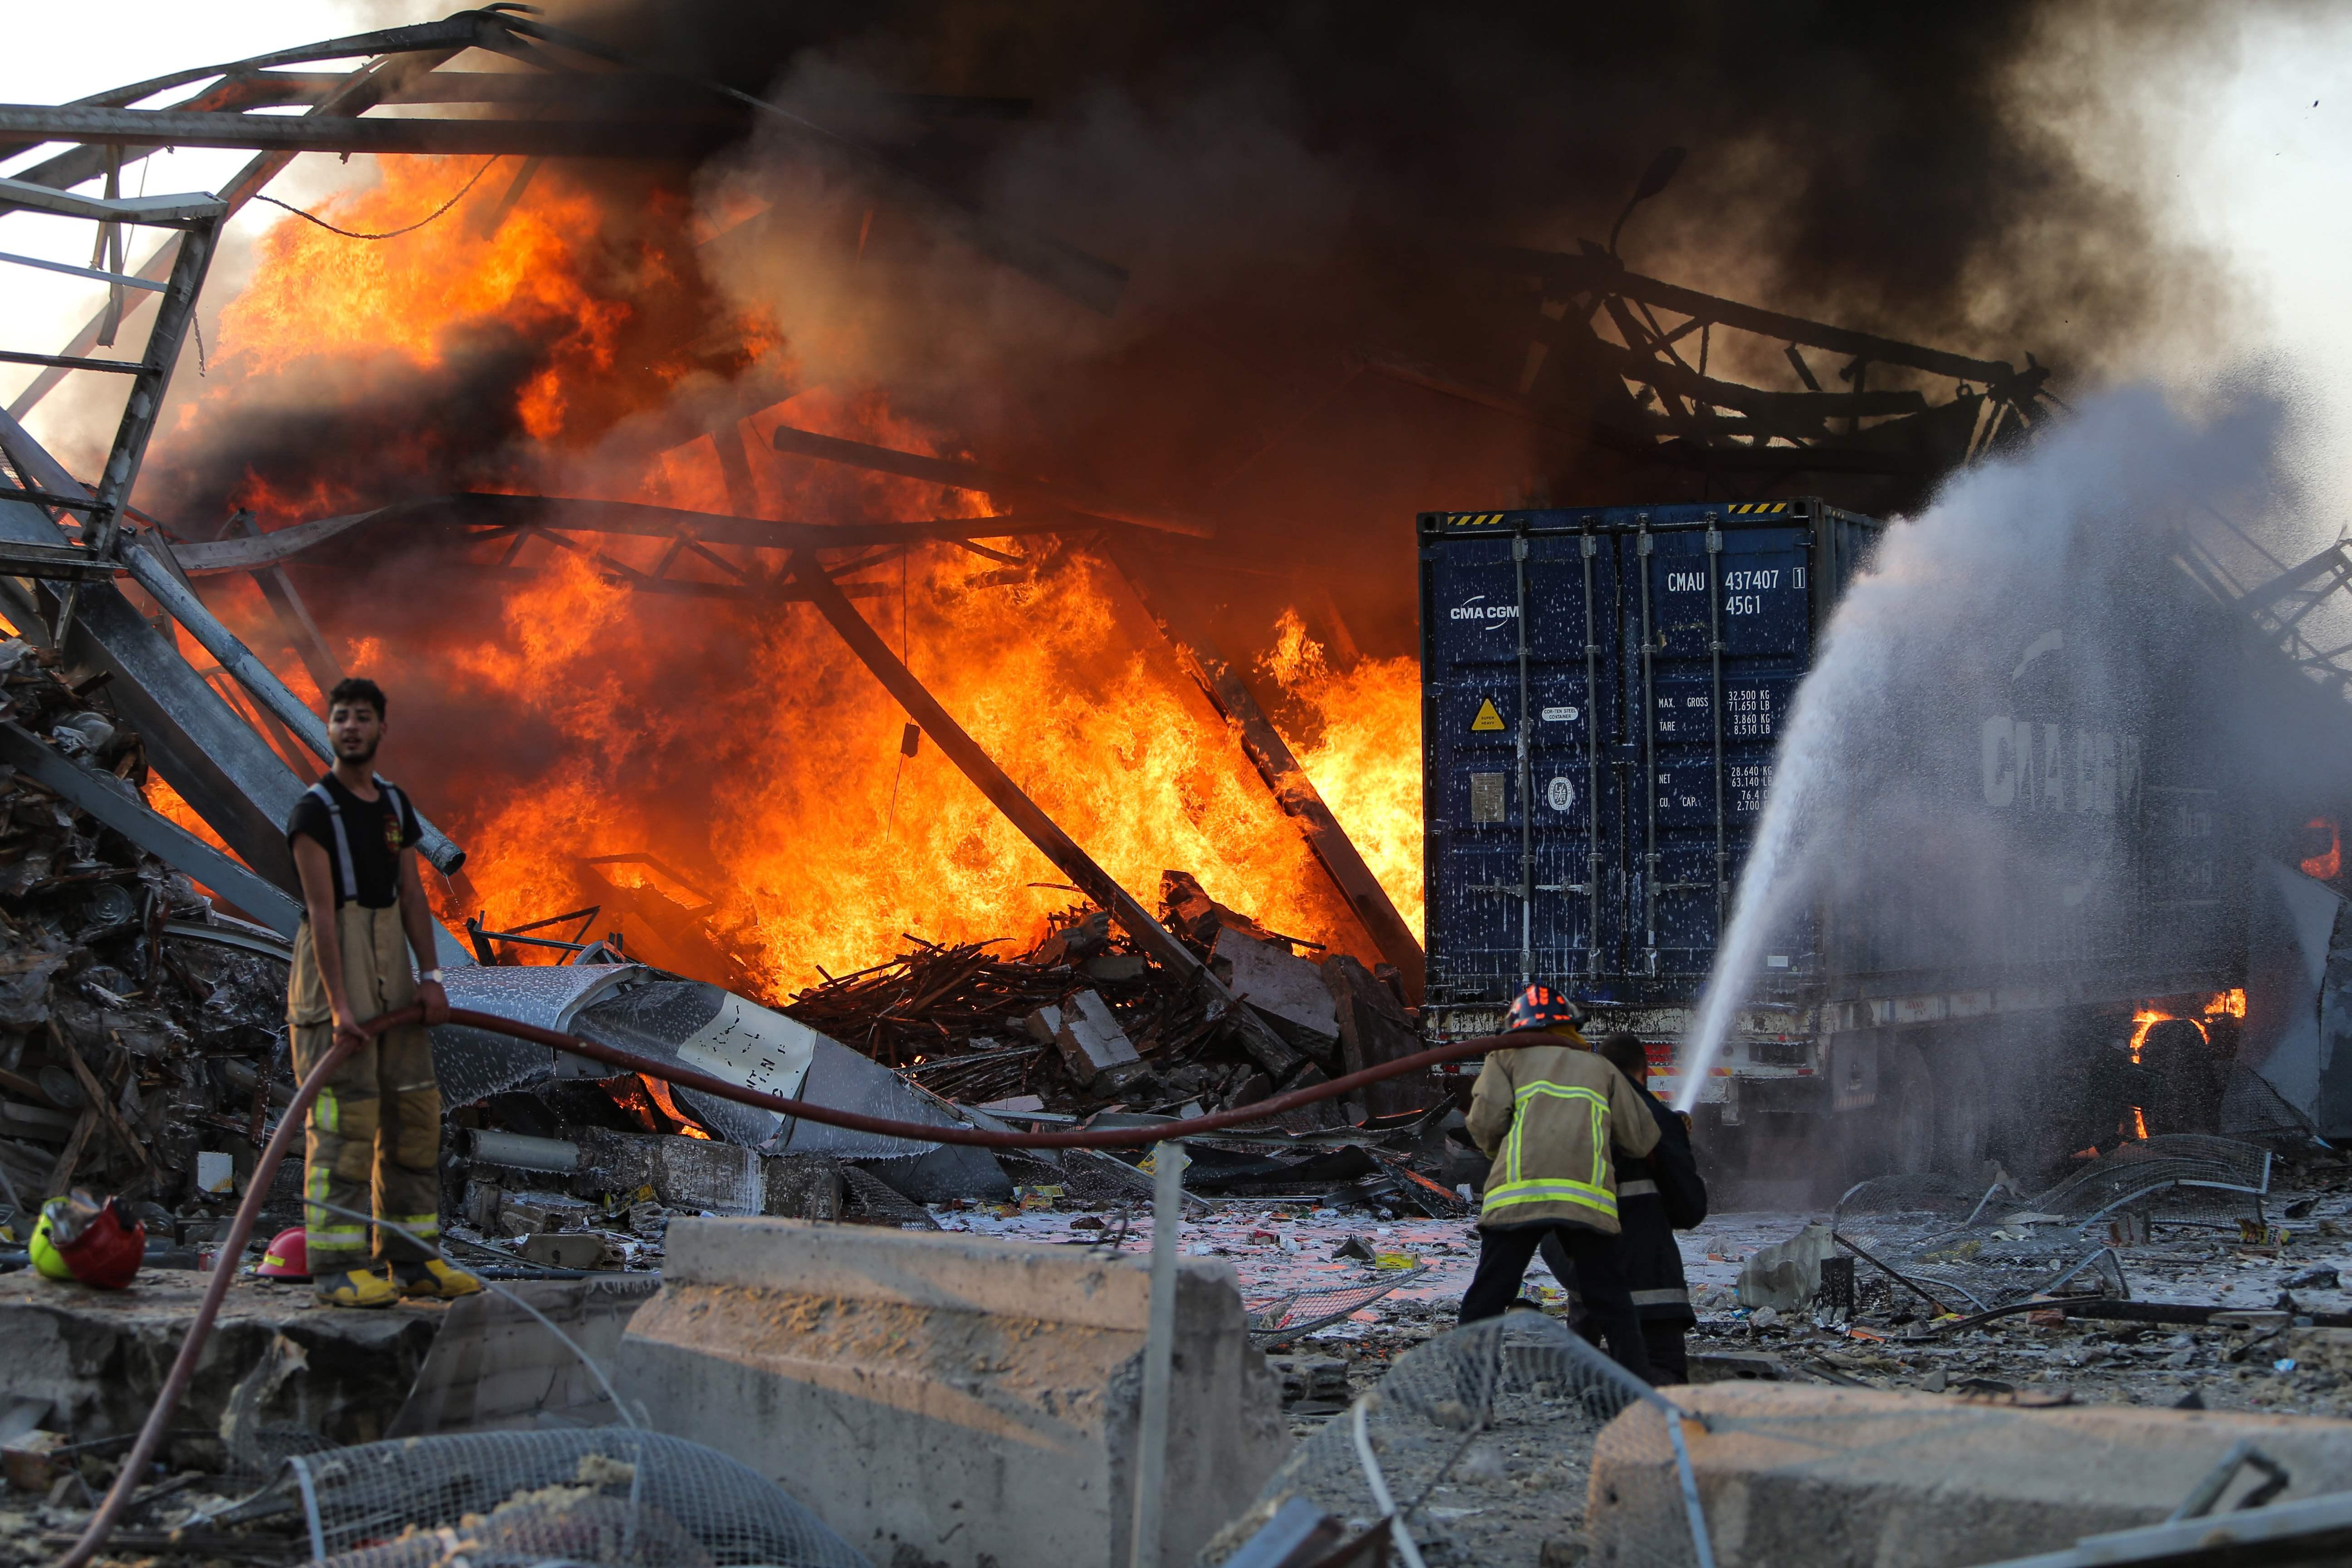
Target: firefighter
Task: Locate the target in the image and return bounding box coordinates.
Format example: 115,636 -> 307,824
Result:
285,678 -> 479,1308
1457,985 -> 1660,1382
1542,1032 -> 1708,1382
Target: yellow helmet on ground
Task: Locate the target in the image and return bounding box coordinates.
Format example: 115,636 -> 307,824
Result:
29,1198 -> 75,1281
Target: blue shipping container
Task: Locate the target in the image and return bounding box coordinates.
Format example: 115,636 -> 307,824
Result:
1419,499 -> 1881,1012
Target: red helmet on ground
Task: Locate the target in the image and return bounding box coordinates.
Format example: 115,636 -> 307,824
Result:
47,1191 -> 144,1289
1503,984 -> 1584,1037
258,1227 -> 310,1279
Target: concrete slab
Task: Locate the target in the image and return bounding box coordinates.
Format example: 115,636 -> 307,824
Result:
1588,1382 -> 2352,1568
0,1268 -> 658,1470
390,1275 -> 657,1436
1214,930 -> 1338,1053
614,1217 -> 1290,1568
0,1269 -> 441,1468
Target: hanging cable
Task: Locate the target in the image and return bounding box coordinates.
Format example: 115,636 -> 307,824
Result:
249,158 -> 500,241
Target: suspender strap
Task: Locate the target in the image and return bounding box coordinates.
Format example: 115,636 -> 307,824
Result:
376,778 -> 407,839
307,776 -> 405,906
306,781 -> 358,903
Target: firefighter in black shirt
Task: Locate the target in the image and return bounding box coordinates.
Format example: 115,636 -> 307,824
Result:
284,678 -> 477,1307
1540,1031 -> 1707,1381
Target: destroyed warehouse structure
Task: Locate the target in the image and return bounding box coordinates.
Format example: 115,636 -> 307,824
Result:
2,6 -> 2343,1251
20,17 -> 2352,1568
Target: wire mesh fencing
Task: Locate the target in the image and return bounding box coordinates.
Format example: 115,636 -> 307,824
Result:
1829,1136 -> 2274,1316
1204,1312 -> 1713,1568
1246,1266 -> 1433,1349
284,1427 -> 870,1568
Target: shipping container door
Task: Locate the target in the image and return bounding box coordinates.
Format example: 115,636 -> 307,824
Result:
1621,520 -> 1813,980
1422,530 -> 1616,1000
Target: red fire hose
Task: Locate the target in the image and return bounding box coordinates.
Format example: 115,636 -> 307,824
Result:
60,1004 -> 1496,1566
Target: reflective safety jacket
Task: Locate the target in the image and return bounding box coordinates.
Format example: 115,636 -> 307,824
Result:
1466,1029 -> 1660,1234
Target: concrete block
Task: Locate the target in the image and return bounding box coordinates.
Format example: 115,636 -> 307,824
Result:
1051,989 -> 1143,1088
0,1270 -> 435,1462
615,1217 -> 1289,1568
1215,930 -> 1338,1054
575,1127 -> 764,1214
763,1152 -> 844,1220
655,1137 -> 763,1214
1735,1222 -> 1833,1311
390,1276 -> 658,1436
1587,1381 -> 2352,1568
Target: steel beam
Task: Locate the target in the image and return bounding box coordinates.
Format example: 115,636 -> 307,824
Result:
0,539 -> 120,581
0,722 -> 300,936
168,493 -> 1079,573
0,176 -> 226,228
785,549 -> 1303,1078
1102,544 -> 1426,1004
10,42 -> 468,420
0,103 -> 729,160
1482,245 -> 2019,387
60,207 -> 222,642
770,425 -> 1217,539
121,542 -> 467,874
227,513 -> 345,698
0,414 -> 334,891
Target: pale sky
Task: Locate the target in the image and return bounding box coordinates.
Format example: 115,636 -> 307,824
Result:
5,2 -> 2352,547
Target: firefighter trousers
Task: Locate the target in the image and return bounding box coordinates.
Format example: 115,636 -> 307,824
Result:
287,902 -> 440,1274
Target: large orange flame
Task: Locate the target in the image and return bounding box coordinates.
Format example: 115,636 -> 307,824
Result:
153,157 -> 1431,996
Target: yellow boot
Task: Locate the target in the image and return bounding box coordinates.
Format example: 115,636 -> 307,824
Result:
313,1267 -> 400,1308
393,1258 -> 484,1299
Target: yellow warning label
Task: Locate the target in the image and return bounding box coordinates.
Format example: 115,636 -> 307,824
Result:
1471,698 -> 1506,732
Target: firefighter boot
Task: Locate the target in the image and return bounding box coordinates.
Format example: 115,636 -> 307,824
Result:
393,1258 -> 483,1299
314,1266 -> 400,1309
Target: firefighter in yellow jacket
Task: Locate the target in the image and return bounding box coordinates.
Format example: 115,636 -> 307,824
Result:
1459,985 -> 1660,1381
286,678 -> 480,1308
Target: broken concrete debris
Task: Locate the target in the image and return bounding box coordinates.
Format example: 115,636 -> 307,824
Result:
1047,988 -> 1145,1088
616,1217 -> 1292,1568
0,638 -> 300,1239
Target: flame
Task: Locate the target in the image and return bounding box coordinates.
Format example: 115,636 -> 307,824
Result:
412,495 -> 1384,990
2304,818 -> 2342,881
640,1074 -> 714,1139
2127,1007 -> 2210,1062
2205,988 -> 2246,1020
152,156 -> 1422,996
1260,610 -> 1425,938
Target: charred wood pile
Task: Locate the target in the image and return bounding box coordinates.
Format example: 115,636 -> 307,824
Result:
780,870 -> 1435,1127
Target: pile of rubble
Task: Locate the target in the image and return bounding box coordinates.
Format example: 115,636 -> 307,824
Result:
0,638 -> 294,1253
781,870 -> 1431,1125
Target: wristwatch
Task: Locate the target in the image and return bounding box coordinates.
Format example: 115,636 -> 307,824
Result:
421,968 -> 445,984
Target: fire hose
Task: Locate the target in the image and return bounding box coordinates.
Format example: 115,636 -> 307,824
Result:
61,1003 -> 1499,1566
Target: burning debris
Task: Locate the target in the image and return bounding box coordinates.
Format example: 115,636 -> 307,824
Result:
777,872 -> 1425,1127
